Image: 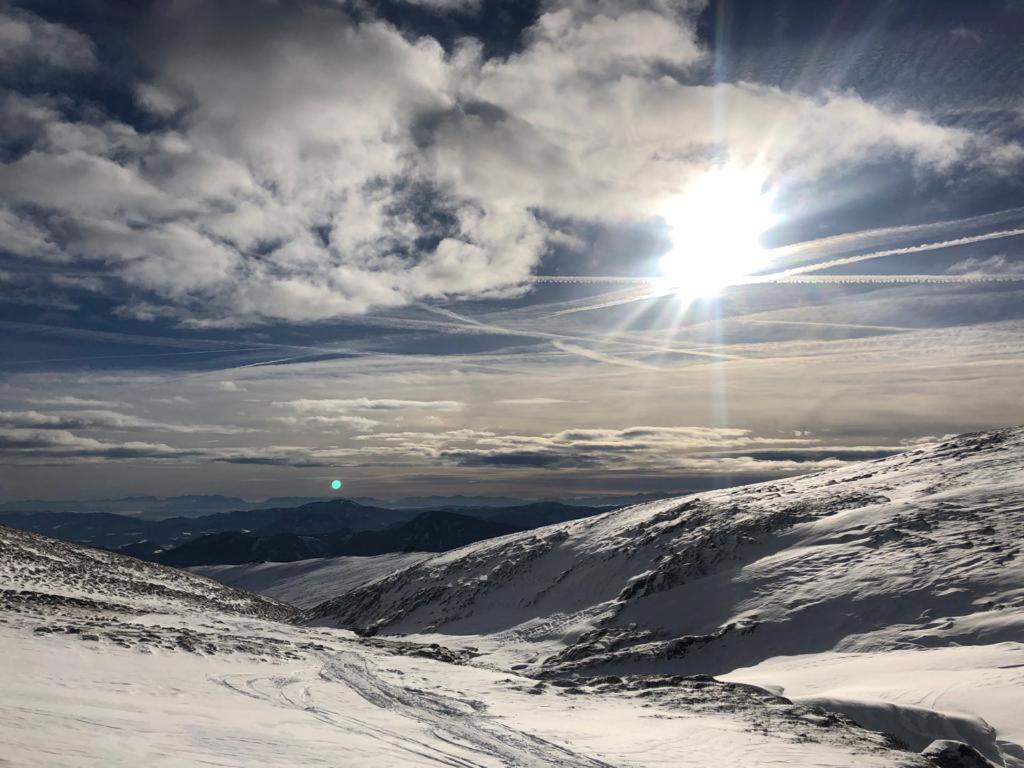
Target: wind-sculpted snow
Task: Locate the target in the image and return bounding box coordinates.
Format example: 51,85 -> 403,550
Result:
0,523 -> 295,621
2,526 -> 935,766
299,428 -> 1024,764
4,430 -> 1024,766
302,429 -> 1023,670
191,552 -> 434,609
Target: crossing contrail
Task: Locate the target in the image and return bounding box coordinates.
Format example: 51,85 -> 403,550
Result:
761,273 -> 1024,285
758,227 -> 1024,280
524,226 -> 1024,317
530,272 -> 1024,287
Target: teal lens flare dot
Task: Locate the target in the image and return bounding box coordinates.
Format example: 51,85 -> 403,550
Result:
331,479 -> 342,491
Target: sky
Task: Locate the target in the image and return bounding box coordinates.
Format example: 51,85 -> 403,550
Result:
1,0 -> 1024,503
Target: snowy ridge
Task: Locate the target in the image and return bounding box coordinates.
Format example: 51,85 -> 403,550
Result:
0,523 -> 295,620
301,428 -> 1023,669
299,428 -> 1024,765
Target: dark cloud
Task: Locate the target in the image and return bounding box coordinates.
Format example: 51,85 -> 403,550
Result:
0,7 -> 97,76
443,449 -> 591,468
703,448 -> 904,463
0,409 -> 254,434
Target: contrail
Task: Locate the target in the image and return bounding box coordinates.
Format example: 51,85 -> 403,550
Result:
528,275 -> 654,285
545,287 -> 672,317
764,273 -> 1024,285
764,205 -> 1024,265
757,228 -> 1024,280
552,340 -> 663,370
0,347 -> 282,367
417,304 -> 488,326
744,319 -> 918,332
522,227 -> 1024,319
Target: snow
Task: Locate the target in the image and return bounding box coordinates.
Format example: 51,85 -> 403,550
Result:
722,643 -> 1024,767
0,617 -> 930,767
1,518 -> 930,766
190,551 -> 433,609
0,523 -> 293,620
297,428 -> 1024,764
4,427 -> 1024,765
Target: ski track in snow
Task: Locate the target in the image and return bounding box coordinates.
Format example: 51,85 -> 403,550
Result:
7,427 -> 1024,766
293,427 -> 1024,766
213,651 -> 612,768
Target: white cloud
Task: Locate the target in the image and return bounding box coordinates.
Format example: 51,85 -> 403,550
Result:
0,427 -> 196,461
275,398 -> 464,413
0,409 -> 255,435
348,423 -> 848,472
29,397 -> 131,409
273,414 -> 380,432
0,0 -> 1017,327
947,254 -> 1024,276
496,398 -> 582,405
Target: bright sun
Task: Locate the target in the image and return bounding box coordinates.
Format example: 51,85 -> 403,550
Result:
658,168 -> 777,298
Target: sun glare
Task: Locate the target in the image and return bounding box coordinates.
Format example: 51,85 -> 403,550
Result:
658,168 -> 777,299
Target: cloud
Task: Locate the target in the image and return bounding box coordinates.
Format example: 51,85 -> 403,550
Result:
275,398 -> 464,413
409,424 -> 838,471
399,0 -> 482,8
272,414 -> 380,432
0,426 -> 330,466
451,450 -> 592,468
0,8 -> 97,72
700,447 -> 904,463
0,409 -> 255,434
496,398 -> 582,405
763,205 -> 1024,271
1,1 -> 1017,326
768,228 -> 1024,279
552,340 -> 662,370
0,414 -> 857,474
29,397 -> 130,409
947,254 -> 1024,276
354,429 -> 496,442
950,26 -> 982,44
0,428 -> 200,461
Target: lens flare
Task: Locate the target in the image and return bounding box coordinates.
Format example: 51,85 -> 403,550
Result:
658,168 -> 777,299
330,479 -> 342,491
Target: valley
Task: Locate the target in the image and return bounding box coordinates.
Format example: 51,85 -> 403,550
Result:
3,429 -> 1022,766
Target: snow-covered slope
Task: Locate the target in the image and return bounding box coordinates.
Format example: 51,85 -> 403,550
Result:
301,428 -> 1024,765
0,523 -> 294,620
303,429 -> 1024,661
191,552 -> 433,609
1,521 -> 937,766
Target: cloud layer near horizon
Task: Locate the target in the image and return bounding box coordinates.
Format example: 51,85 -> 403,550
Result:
2,0 -> 1019,325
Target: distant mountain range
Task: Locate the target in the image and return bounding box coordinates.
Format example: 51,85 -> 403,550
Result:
0,498 -> 609,567
0,494 -> 320,519
154,511 -> 522,567
0,491 -> 672,519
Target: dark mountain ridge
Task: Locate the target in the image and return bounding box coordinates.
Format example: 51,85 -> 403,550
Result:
151,510 -> 521,567
0,499 -> 410,551
0,500 -> 606,561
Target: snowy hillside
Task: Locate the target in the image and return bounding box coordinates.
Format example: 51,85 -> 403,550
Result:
301,428 -> 1024,765
1,517 -> 940,766
0,523 -> 294,620
192,552 -> 433,609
